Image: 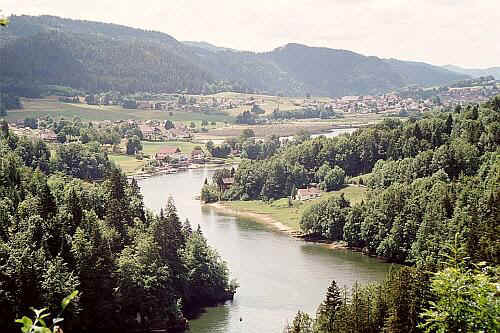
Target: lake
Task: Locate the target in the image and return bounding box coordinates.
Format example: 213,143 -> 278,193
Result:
138,168 -> 394,333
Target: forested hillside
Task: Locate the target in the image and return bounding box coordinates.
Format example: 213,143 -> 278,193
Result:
225,97 -> 499,266
218,97 -> 500,332
0,30 -> 213,94
1,15 -> 468,97
444,64 -> 500,79
0,121 -> 236,332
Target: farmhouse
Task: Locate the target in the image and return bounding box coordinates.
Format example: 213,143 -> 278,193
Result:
297,187 -> 321,201
155,146 -> 181,160
222,177 -> 235,190
39,130 -> 57,142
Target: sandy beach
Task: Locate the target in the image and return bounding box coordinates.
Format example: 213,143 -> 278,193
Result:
205,201 -> 348,250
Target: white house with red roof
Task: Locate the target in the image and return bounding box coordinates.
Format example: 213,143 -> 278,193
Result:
296,187 -> 321,201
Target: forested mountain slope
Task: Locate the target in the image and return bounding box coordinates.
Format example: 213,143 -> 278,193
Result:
444,64 -> 500,79
1,15 -> 468,96
0,122 -> 236,332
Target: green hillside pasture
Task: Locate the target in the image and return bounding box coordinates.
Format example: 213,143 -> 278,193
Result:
6,99 -> 234,123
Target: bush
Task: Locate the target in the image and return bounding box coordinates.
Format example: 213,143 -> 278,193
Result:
200,184 -> 219,203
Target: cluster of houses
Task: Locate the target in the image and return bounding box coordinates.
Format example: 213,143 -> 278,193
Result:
7,118 -> 194,144
322,94 -> 435,114
8,124 -> 58,142
438,85 -> 500,106
154,146 -> 206,164
138,122 -> 192,141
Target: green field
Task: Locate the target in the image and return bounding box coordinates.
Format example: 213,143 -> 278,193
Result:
6,98 -> 234,123
109,154 -> 146,174
223,185 -> 367,230
111,140 -> 209,174
140,141 -> 206,156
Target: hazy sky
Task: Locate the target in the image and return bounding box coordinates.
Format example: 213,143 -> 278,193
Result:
3,0 -> 499,68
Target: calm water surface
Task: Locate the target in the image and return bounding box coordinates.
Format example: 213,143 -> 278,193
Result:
138,168 -> 394,333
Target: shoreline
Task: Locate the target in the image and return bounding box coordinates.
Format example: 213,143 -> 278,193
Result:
205,201 -> 349,251
128,161 -> 238,179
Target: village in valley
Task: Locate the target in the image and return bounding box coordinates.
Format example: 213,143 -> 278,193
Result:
4,75 -> 499,178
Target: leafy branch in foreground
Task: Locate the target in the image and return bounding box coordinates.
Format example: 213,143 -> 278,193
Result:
0,10 -> 9,27
419,238 -> 499,332
16,291 -> 79,333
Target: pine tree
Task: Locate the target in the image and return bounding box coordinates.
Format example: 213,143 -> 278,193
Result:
445,113 -> 453,135
316,280 -> 343,332
0,119 -> 8,138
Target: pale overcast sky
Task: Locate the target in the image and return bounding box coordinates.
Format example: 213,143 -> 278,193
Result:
3,0 -> 499,68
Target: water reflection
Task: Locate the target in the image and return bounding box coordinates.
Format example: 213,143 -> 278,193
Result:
138,168 -> 394,333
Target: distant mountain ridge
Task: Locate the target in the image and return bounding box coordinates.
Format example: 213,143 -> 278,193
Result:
443,65 -> 500,79
182,41 -> 235,53
0,15 -> 470,97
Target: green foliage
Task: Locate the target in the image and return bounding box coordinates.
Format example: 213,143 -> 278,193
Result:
1,94 -> 23,111
240,135 -> 280,161
228,98 -> 499,268
1,129 -> 235,332
236,111 -> 257,124
200,184 -> 220,203
51,143 -> 113,180
300,194 -> 350,240
126,135 -> 142,155
419,266 -> 499,332
209,142 -> 231,158
319,165 -> 345,191
16,291 -> 78,333
271,107 -> 336,120
287,267 -> 431,333
164,119 -> 175,130
419,239 -> 499,332
286,311 -> 314,333
315,281 -> 343,332
23,118 -> 38,129
183,227 -> 235,308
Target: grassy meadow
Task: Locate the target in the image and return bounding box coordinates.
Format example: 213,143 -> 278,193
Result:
222,185 -> 367,230
6,98 -> 234,123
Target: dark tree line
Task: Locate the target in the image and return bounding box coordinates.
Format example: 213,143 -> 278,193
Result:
0,94 -> 22,115
235,110 -> 257,124
270,107 -> 336,120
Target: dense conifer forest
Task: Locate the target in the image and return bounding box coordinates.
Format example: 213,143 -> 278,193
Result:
225,97 -> 499,266
0,120 -> 236,332
1,15 -> 467,97
213,97 -> 499,332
